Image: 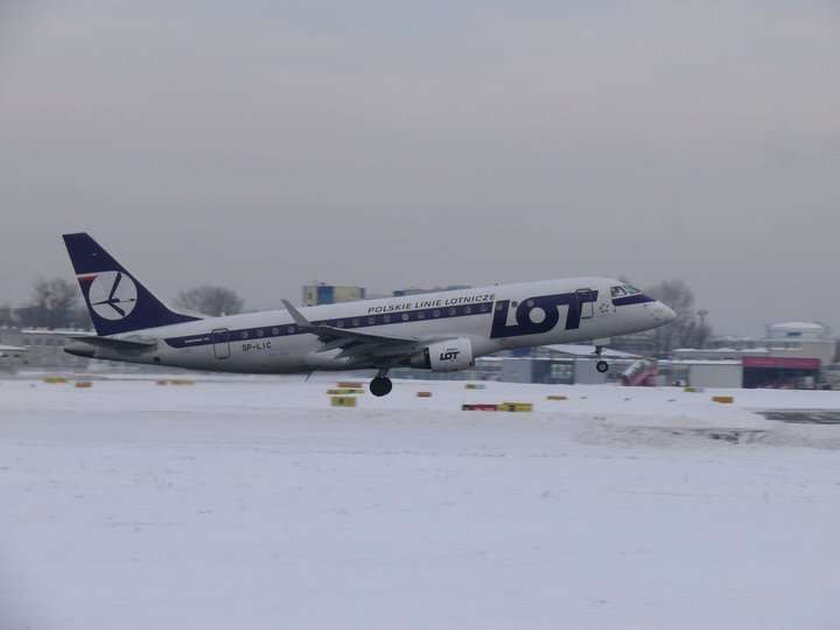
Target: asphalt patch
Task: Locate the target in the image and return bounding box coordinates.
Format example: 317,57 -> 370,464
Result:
756,409 -> 840,425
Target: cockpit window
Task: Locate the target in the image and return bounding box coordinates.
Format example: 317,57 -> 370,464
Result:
623,284 -> 642,295
611,286 -> 627,298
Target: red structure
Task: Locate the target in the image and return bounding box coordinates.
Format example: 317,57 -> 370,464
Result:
742,356 -> 821,388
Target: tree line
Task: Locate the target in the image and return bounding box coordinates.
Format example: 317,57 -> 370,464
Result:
0,279 -> 244,329
612,279 -> 713,357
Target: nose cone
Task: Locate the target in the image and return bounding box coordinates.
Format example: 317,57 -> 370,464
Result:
656,302 -> 677,323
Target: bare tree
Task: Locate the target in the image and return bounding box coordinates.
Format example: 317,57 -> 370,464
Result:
646,279 -> 703,355
694,309 -> 712,349
608,279 -> 713,356
175,285 -> 243,317
0,304 -> 16,327
19,278 -> 80,328
70,305 -> 94,330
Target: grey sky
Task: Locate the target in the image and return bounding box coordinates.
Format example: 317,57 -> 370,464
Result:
1,0 -> 838,335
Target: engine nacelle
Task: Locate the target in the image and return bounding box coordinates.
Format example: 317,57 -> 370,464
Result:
410,338 -> 474,372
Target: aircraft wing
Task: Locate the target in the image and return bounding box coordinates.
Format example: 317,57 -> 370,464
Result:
281,300 -> 419,360
21,328 -> 95,337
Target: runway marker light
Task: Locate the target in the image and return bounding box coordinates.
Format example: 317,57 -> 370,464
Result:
331,395 -> 357,407
499,402 -> 533,412
462,403 -> 498,411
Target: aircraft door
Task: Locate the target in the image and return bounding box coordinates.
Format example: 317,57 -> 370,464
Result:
576,288 -> 596,320
211,328 -> 231,359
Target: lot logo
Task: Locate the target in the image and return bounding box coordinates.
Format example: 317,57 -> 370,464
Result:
86,271 -> 138,320
490,290 -> 598,338
439,348 -> 460,361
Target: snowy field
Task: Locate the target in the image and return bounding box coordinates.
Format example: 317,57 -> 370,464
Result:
2,374 -> 840,630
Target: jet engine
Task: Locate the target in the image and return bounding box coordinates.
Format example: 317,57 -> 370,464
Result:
410,338 -> 474,372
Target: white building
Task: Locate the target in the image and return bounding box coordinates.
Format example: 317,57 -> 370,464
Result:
668,321 -> 835,389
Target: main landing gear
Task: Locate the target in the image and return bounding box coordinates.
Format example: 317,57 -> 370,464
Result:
369,368 -> 393,397
595,345 -> 609,373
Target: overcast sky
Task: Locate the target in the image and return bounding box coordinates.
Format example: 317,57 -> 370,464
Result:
1,0 -> 839,335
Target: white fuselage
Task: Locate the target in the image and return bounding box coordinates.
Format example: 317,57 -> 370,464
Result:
75,277 -> 674,373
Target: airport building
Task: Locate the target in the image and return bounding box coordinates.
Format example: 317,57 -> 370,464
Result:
392,321 -> 836,390
662,322 -> 835,389
302,284 -> 366,306
0,327 -> 90,372
392,285 -> 471,297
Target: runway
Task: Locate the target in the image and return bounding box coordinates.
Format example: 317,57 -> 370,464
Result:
1,375 -> 838,629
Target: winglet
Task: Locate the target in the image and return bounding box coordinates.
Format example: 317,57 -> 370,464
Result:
281,299 -> 312,329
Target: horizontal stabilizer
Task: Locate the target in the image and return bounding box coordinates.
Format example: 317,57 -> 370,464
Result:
67,335 -> 157,350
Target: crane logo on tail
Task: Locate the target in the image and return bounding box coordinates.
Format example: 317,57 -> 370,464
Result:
83,271 -> 138,321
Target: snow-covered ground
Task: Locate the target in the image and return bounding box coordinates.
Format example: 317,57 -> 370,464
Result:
2,375 -> 840,629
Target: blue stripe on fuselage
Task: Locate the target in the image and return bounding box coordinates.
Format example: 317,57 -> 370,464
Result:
164,301 -> 495,349
612,294 -> 655,306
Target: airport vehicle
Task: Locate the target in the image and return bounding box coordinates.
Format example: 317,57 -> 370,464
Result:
62,233 -> 675,396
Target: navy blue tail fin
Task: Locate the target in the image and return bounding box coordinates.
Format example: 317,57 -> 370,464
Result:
63,233 -> 200,336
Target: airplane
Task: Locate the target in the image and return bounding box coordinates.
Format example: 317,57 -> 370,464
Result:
61,232 -> 676,396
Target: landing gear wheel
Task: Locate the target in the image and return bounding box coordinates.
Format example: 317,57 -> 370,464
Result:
370,376 -> 393,397
596,360 -> 609,374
